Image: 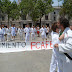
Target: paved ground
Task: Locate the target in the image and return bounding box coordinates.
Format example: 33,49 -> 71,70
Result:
0,33 -> 52,72
4,33 -> 51,42
0,50 -> 52,72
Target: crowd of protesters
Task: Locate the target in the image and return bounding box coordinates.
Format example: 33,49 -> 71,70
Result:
0,24 -> 51,42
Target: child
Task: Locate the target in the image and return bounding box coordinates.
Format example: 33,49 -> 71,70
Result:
50,22 -> 62,72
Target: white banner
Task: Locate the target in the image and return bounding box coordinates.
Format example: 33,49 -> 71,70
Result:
0,41 -> 53,53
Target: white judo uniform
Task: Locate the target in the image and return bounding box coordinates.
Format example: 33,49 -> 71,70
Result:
17,28 -> 20,34
6,28 -> 11,41
19,28 -> 24,40
11,27 -> 16,36
24,27 -> 30,42
58,27 -> 72,72
31,28 -> 36,40
0,28 -> 3,41
40,27 -> 46,39
2,27 -> 6,41
50,31 -> 62,72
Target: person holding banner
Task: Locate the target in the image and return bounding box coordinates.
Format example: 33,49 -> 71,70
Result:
50,22 -> 62,72
55,18 -> 72,72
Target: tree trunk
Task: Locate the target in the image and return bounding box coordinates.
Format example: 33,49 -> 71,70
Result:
8,15 -> 9,26
40,18 -> 41,27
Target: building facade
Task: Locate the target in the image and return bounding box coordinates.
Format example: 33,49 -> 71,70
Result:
0,6 -> 62,28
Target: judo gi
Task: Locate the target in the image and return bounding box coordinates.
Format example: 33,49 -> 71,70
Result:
58,27 -> 72,72
40,27 -> 46,39
31,28 -> 36,40
24,27 -> 30,42
2,27 -> 6,41
0,28 -> 3,41
11,27 -> 16,37
50,31 -> 62,72
19,28 -> 24,40
6,28 -> 11,41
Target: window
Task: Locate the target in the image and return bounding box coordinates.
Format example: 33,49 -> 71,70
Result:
2,16 -> 5,21
54,12 -> 56,14
12,18 -> 14,21
45,15 -> 48,20
22,15 -> 26,20
0,15 -> 1,20
54,17 -> 56,21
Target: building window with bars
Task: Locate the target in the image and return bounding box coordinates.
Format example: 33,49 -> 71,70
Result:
2,16 -> 5,21
54,17 -> 56,21
22,15 -> 26,20
45,15 -> 48,20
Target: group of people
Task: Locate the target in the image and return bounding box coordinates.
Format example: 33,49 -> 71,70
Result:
50,18 -> 72,72
0,24 -> 50,42
0,24 -> 16,42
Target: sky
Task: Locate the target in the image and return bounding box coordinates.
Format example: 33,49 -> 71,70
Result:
52,0 -> 63,6
10,0 -> 63,6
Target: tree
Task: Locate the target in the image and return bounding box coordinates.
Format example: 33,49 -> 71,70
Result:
2,0 -> 12,25
0,0 -> 3,24
19,0 -> 34,17
19,0 -> 53,26
60,0 -> 72,20
10,0 -> 20,21
35,0 -> 53,26
1,0 -> 20,25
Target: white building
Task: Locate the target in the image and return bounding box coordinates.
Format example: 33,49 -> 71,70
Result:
0,6 -> 62,28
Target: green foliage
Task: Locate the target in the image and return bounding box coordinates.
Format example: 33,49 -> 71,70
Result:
0,0 -> 54,25
10,0 -> 20,20
60,0 -> 72,19
19,0 -> 54,23
1,0 -> 20,25
2,0 -> 11,14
